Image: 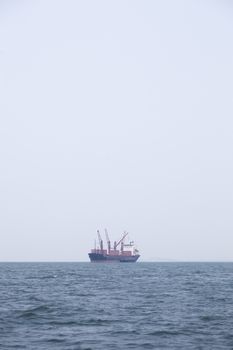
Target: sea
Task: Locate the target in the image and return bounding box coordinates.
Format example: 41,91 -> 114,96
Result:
1,262 -> 233,350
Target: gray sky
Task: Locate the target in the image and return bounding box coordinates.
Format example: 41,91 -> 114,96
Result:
0,0 -> 233,261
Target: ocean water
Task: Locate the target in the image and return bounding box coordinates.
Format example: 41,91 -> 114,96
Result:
1,263 -> 233,350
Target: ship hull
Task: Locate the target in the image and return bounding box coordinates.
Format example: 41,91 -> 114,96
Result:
88,253 -> 140,263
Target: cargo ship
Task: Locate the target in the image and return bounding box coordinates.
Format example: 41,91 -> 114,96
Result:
88,229 -> 140,262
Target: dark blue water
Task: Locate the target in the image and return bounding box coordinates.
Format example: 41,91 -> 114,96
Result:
1,262 -> 233,349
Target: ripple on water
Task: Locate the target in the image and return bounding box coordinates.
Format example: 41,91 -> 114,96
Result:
0,262 -> 233,350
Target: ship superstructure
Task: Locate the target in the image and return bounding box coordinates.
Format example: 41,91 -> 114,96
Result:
88,229 -> 140,262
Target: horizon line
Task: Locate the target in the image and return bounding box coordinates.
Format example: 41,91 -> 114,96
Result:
1,260 -> 233,263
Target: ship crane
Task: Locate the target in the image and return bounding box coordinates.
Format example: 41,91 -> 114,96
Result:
105,228 -> 111,254
114,231 -> 128,252
97,230 -> 103,252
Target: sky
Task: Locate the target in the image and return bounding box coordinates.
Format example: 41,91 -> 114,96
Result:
0,0 -> 233,261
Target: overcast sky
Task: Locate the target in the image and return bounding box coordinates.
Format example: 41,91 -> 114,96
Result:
0,0 -> 233,261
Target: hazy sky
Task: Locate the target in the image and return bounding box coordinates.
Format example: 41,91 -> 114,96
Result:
1,0 -> 233,261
